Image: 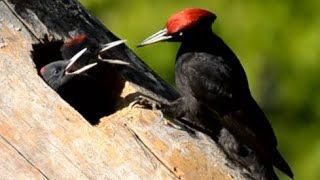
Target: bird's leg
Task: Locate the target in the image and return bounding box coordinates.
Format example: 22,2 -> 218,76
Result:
129,95 -> 184,129
129,95 -> 164,121
129,95 -> 162,110
130,95 -> 197,136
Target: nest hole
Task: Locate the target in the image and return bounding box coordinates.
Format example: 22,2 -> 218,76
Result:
32,40 -> 125,125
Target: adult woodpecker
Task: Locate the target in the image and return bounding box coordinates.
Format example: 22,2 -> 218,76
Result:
40,35 -> 128,124
138,8 -> 293,179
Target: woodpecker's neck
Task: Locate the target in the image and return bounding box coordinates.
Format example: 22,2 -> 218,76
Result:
177,27 -> 217,57
182,26 -> 213,41
176,28 -> 251,93
177,28 -> 240,61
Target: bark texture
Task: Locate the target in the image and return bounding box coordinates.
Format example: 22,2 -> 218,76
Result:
0,0 -> 247,179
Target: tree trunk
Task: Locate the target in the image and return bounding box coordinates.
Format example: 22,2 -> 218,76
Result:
0,0 -> 247,179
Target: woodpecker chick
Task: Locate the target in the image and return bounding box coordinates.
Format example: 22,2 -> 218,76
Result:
40,36 -> 128,90
40,36 -> 127,124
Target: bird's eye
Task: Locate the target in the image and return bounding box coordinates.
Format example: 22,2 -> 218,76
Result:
90,47 -> 96,52
54,69 -> 60,75
179,32 -> 183,36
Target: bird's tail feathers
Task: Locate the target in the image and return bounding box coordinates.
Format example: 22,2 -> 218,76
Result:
273,149 -> 294,179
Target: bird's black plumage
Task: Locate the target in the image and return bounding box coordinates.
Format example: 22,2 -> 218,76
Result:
40,59 -> 116,125
40,35 -> 127,124
40,60 -> 72,91
138,8 -> 293,179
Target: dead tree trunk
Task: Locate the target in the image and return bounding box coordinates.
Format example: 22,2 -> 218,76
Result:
0,0 -> 247,179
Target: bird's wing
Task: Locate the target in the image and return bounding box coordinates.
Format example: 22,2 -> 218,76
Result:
177,52 -> 241,109
177,52 -> 277,147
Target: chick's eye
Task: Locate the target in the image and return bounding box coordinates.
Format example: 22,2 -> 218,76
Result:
53,69 -> 60,75
90,47 -> 96,52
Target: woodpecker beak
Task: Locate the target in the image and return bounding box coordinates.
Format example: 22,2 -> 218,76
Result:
98,39 -> 130,66
137,28 -> 172,47
65,40 -> 130,75
99,39 -> 127,53
65,48 -> 95,75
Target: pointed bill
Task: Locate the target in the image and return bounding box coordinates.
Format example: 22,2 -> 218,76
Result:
65,39 -> 129,75
65,48 -> 98,75
66,62 -> 98,75
100,59 -> 130,65
98,39 -> 129,66
99,39 -> 127,53
65,48 -> 87,73
137,28 -> 172,47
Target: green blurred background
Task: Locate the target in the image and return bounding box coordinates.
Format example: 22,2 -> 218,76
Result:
80,0 -> 320,179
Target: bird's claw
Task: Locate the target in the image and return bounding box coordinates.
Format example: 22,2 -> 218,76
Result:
161,119 -> 182,130
129,95 -> 164,122
129,95 -> 161,110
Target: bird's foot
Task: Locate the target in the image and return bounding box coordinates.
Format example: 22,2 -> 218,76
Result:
162,118 -> 198,138
160,118 -> 183,130
129,95 -> 164,121
129,95 -> 161,110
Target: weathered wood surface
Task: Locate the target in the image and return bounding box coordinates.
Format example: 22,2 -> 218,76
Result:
0,0 -> 247,179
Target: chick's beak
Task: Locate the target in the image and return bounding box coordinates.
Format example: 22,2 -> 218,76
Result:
65,48 -> 93,75
99,39 -> 127,53
98,39 -> 130,66
65,39 -> 130,76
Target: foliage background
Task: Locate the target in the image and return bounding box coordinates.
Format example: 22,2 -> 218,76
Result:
79,0 -> 320,179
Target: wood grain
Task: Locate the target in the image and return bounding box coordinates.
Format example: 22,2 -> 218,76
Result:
0,1 -> 247,179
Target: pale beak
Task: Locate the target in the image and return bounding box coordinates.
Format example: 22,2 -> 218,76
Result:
65,39 -> 130,75
99,39 -> 127,53
98,39 -> 130,66
65,48 -> 92,75
137,28 -> 172,47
